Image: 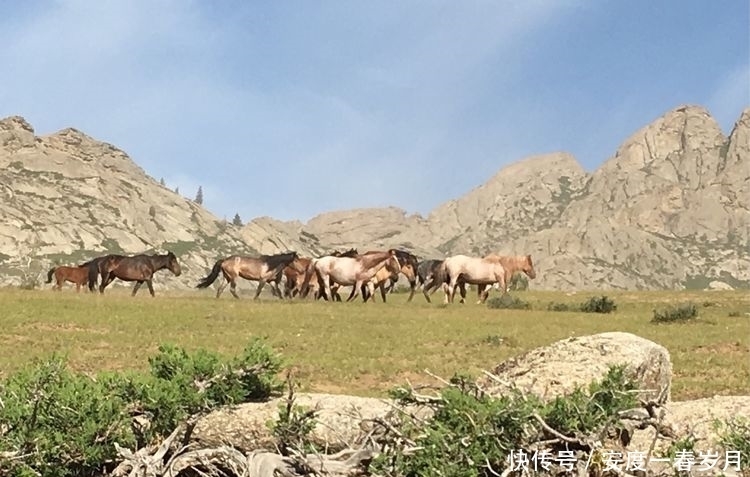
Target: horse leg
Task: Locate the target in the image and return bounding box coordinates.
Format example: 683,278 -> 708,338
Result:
406,279 -> 416,302
347,281 -> 363,302
232,280 -> 243,299
379,282 -> 387,302
146,280 -> 155,297
132,281 -> 143,296
216,279 -> 229,299
476,284 -> 486,304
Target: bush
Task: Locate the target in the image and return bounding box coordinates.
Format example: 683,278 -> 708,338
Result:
371,366 -> 639,477
486,294 -> 531,310
546,296 -> 617,314
579,296 -> 617,314
508,273 -> 529,291
714,417 -> 750,461
652,303 -> 698,323
0,338 -> 283,477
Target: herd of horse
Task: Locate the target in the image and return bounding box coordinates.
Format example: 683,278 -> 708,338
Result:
44,247 -> 536,304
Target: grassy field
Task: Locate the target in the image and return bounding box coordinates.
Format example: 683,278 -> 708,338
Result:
0,286 -> 747,401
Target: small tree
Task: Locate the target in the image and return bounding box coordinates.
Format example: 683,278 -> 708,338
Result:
159,178 -> 165,186
232,213 -> 243,226
174,186 -> 179,195
194,186 -> 203,205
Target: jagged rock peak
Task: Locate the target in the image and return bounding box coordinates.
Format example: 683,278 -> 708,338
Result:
0,115 -> 35,133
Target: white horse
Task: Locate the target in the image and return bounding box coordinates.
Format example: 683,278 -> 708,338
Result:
302,249 -> 398,302
441,254 -> 507,304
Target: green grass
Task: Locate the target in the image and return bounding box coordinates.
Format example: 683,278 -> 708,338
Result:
0,287 -> 747,401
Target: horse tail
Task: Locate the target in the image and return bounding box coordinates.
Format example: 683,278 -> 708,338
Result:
46,268 -> 56,284
196,259 -> 223,289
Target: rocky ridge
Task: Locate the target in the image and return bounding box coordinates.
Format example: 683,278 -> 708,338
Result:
0,104 -> 748,291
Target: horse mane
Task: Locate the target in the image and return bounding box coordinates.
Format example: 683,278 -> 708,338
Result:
394,250 -> 418,269
261,251 -> 298,270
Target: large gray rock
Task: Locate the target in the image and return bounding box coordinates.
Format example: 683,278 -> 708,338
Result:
191,393 -> 397,452
482,332 -> 673,403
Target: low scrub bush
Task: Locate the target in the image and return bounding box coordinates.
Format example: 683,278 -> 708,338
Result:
0,338 -> 283,477
371,366 -> 639,476
486,294 -> 531,310
579,296 -> 617,314
547,296 -> 617,314
652,303 -> 698,323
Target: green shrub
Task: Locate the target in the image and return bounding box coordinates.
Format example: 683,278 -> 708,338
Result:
652,303 -> 698,323
371,366 -> 639,477
547,296 -> 617,314
714,417 -> 750,464
0,338 -> 283,477
579,296 -> 617,314
486,294 -> 531,310
508,273 -> 529,291
728,311 -> 741,317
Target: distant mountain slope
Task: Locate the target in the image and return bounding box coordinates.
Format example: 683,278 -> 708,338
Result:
0,117 -> 256,289
1,104 -> 747,291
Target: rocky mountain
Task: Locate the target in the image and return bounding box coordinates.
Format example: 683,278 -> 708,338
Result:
0,116 -> 256,290
1,104 -> 747,291
247,105 -> 750,291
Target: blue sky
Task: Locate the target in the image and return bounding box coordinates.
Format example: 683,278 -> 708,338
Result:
1,1 -> 748,223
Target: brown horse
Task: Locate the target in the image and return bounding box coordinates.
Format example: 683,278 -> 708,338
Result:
97,252 -> 182,296
196,251 -> 300,299
301,249 -> 398,302
441,254 -> 507,304
45,266 -> 90,292
474,254 -> 536,300
360,251 -> 405,303
282,256 -> 314,298
80,254 -> 127,292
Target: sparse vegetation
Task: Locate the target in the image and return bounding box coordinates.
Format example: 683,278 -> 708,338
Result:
0,339 -> 283,477
547,295 -> 617,314
579,295 -> 617,313
652,303 -> 699,323
486,293 -> 532,309
232,213 -> 242,226
194,185 -> 203,205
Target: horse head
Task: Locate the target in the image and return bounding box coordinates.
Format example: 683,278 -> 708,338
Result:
166,251 -> 182,276
523,254 -> 536,279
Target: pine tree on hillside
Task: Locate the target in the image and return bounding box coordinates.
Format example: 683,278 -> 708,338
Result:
159,177 -> 166,186
232,213 -> 242,226
174,186 -> 180,194
195,186 -> 204,205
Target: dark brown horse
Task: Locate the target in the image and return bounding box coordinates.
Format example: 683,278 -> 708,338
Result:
196,251 -> 300,299
96,252 -> 182,296
80,254 -> 131,292
45,265 -> 90,292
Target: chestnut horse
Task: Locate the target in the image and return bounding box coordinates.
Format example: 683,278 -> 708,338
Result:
358,251 -> 403,303
441,254 -> 507,304
197,251 -> 300,299
301,249 -> 398,302
46,265 -> 89,292
474,254 -> 536,300
97,252 -> 182,297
